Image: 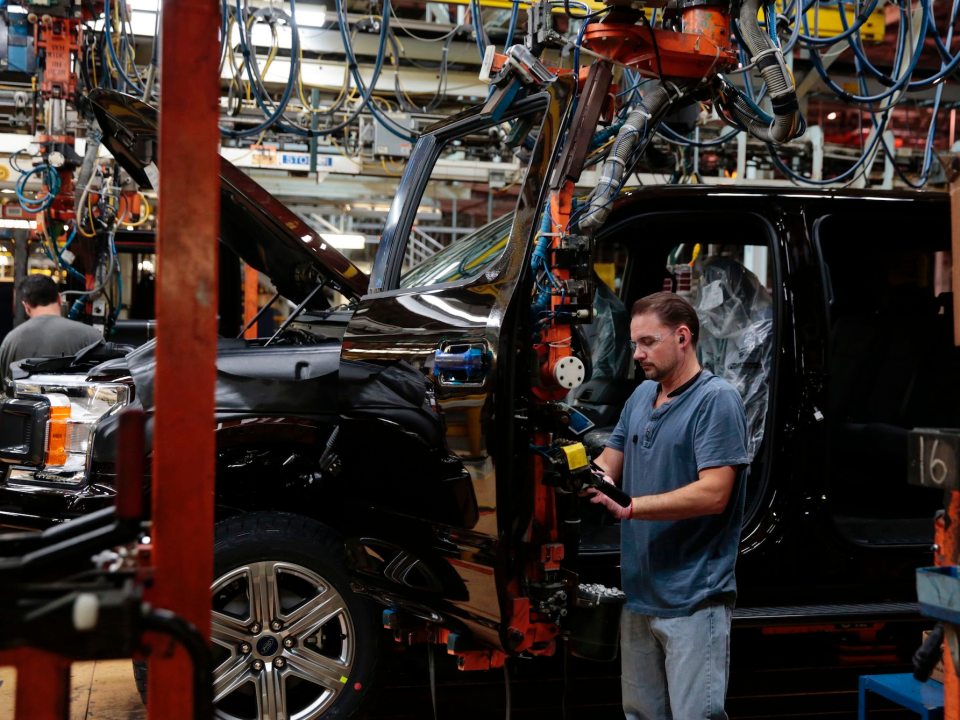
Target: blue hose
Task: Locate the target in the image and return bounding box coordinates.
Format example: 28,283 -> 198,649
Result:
15,164 -> 60,213
795,0 -> 881,46
103,0 -> 145,92
222,0 -> 301,137
505,1 -> 520,49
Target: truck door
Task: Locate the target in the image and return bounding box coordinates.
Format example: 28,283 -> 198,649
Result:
340,80 -> 574,648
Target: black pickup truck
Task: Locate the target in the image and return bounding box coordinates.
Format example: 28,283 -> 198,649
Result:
0,87 -> 951,719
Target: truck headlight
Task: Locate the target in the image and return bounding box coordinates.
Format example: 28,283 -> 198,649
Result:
10,376 -> 129,480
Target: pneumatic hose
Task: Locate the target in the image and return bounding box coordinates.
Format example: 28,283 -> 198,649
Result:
578,85 -> 674,231
737,0 -> 799,144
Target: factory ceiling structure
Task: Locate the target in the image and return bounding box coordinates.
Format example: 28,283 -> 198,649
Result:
4,0 -> 960,719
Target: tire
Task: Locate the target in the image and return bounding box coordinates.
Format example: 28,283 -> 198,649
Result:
133,512 -> 383,719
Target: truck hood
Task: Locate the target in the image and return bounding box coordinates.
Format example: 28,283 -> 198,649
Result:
88,89 -> 369,305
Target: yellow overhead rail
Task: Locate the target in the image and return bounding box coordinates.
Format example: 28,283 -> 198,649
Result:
444,0 -> 883,42
771,0 -> 885,42
443,0 -> 607,12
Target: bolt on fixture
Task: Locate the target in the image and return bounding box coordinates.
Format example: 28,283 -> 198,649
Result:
283,637 -> 295,648
252,660 -> 264,671
271,620 -> 283,631
240,642 -> 251,654
249,623 -> 261,634
274,657 -> 286,668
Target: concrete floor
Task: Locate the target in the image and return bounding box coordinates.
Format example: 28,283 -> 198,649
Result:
0,626 -> 929,719
0,660 -> 145,720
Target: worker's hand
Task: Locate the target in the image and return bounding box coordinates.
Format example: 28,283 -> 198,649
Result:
588,476 -> 633,520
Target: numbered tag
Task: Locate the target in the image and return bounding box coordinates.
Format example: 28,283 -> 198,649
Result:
909,428 -> 960,491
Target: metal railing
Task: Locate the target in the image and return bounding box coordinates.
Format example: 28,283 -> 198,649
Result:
405,225 -> 446,267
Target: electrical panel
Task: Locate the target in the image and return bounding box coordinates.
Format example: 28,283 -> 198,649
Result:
373,113 -> 414,158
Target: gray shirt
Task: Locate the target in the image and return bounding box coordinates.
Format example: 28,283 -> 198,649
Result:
607,370 -> 748,616
0,314 -> 102,392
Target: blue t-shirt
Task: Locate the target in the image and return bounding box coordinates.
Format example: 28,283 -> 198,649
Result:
607,370 -> 748,617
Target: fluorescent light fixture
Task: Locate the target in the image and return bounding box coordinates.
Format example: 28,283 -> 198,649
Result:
827,112 -> 837,120
0,219 -> 37,229
118,3 -> 325,34
349,202 -> 394,213
319,233 -> 365,249
296,8 -> 327,27
130,11 -> 159,35
0,189 -> 14,194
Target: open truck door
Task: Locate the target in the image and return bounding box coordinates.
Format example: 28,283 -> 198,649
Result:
339,77 -> 577,662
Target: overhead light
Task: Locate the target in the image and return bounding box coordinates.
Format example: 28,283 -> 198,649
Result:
296,8 -> 327,27
0,219 -> 37,229
348,202 -> 394,213
130,11 -> 159,35
319,233 -> 365,249
127,0 -> 159,9
0,189 -> 14,194
827,112 -> 838,120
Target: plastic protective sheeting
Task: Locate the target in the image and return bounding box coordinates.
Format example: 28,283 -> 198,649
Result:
583,277 -> 632,381
695,257 -> 774,462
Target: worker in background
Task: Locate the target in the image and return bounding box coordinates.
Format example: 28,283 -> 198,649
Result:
0,275 -> 102,393
589,292 -> 748,720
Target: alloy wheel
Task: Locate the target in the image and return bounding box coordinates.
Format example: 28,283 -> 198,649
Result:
210,560 -> 355,720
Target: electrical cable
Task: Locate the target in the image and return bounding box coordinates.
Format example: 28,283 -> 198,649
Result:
387,2 -> 460,43
227,0 -> 415,141
126,194 -> 152,228
333,0 -> 420,141
471,0 -> 491,60
15,163 -> 60,213
506,1 -> 520,48
61,229 -> 118,299
103,0 -> 145,92
222,0 -> 300,137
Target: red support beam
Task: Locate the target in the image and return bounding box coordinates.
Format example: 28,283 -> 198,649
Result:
948,158 -> 960,346
146,1 -> 221,718
0,648 -> 71,719
243,264 -> 259,339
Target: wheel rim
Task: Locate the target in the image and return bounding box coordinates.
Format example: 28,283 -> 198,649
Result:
210,560 -> 355,720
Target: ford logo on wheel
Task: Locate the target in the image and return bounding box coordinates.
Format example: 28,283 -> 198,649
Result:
257,636 -> 279,656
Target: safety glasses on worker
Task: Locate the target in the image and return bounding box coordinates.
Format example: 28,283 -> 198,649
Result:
629,328 -> 678,352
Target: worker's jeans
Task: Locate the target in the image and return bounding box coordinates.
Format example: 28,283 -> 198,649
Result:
620,600 -> 733,720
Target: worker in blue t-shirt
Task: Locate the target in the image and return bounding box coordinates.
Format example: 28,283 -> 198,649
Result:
589,291 -> 748,720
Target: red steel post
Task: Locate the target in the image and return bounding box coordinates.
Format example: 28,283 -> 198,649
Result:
146,1 -> 221,718
945,156 -> 960,719
939,492 -> 960,720
243,264 -> 259,339
0,648 -> 71,719
949,157 -> 960,345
